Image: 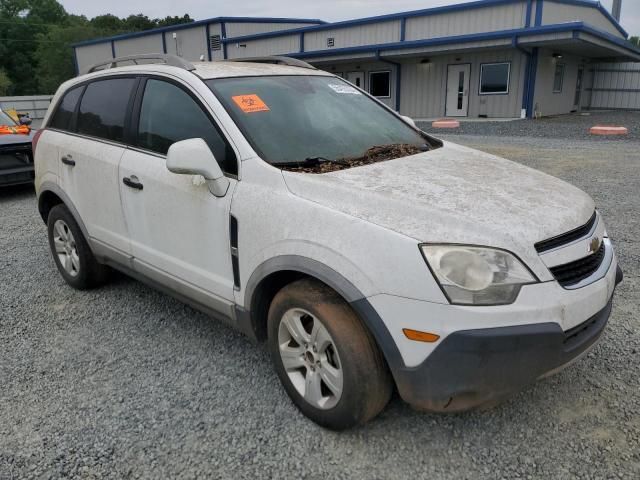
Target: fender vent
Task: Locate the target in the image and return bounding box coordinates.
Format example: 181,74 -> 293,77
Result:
230,215 -> 240,289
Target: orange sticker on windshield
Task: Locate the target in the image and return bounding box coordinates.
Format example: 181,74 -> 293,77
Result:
232,94 -> 270,113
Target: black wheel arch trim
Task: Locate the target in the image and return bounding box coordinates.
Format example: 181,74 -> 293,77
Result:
37,181 -> 91,243
241,255 -> 406,375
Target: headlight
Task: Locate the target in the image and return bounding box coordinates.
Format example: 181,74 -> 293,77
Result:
420,245 -> 538,306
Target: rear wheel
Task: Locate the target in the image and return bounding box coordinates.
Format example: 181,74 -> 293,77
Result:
47,204 -> 108,289
268,279 -> 392,430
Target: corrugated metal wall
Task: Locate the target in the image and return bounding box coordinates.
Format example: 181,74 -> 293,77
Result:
532,48 -> 583,116
405,1 -> 527,40
305,21 -> 401,52
227,34 -> 301,59
75,43 -> 113,73
587,62 -> 640,110
225,22 -> 316,37
400,49 -> 527,119
114,34 -> 163,57
541,1 -> 624,39
164,25 -> 208,61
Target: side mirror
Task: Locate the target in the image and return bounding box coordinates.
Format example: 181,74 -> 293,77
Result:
401,115 -> 417,128
166,138 -> 230,197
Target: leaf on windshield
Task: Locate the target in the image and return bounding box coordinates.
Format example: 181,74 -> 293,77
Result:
281,144 -> 424,173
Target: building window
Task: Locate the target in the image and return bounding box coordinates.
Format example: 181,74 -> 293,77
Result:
479,62 -> 510,95
553,64 -> 565,93
369,71 -> 391,98
209,34 -> 222,51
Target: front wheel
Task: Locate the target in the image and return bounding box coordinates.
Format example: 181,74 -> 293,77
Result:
268,279 -> 392,430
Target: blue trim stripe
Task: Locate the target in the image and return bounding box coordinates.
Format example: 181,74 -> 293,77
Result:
221,22 -> 227,59
525,0 -> 533,28
161,32 -> 167,54
400,17 -> 407,41
71,16 -> 325,48
110,40 -> 116,58
72,46 -> 79,75
205,23 -> 212,61
526,48 -> 539,118
534,0 -> 544,27
300,32 -> 305,53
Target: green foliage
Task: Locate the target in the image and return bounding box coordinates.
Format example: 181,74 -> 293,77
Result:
0,0 -> 193,94
630,36 -> 640,47
0,68 -> 12,95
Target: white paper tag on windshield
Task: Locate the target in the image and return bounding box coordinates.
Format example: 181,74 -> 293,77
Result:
328,83 -> 361,95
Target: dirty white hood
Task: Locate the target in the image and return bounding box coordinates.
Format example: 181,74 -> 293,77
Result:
282,141 -> 595,269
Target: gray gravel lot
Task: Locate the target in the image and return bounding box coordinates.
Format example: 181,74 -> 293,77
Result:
1,119 -> 639,479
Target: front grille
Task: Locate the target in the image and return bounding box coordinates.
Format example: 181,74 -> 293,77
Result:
550,242 -> 606,287
535,212 -> 597,253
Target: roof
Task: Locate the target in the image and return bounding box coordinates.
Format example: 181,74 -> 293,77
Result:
220,0 -> 629,45
71,16 -> 326,48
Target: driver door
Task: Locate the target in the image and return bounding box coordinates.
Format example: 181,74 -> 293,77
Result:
119,77 -> 239,309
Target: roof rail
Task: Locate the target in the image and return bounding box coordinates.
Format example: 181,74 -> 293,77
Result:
83,54 -> 196,75
227,56 -> 316,70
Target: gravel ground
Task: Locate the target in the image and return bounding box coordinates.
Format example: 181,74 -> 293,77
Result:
418,110 -> 640,142
1,125 -> 639,479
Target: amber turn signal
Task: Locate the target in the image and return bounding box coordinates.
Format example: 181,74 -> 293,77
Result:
402,329 -> 440,343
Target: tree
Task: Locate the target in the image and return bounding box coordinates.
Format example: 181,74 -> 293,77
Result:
630,36 -> 640,47
0,69 -> 12,95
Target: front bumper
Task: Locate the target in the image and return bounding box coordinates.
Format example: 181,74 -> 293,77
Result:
394,289 -> 616,412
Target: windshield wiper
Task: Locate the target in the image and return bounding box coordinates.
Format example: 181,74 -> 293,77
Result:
277,156 -> 349,168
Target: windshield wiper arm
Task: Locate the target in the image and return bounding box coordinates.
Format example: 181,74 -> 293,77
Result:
304,156 -> 349,165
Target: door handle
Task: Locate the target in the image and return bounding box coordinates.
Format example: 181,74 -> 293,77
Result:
123,176 -> 144,190
61,155 -> 75,166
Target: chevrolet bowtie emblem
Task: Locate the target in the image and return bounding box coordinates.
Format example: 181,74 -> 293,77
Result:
589,237 -> 601,255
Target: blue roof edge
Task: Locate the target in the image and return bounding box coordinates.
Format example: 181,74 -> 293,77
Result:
71,16 -> 326,48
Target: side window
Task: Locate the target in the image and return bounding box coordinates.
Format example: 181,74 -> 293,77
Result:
77,78 -> 136,143
49,86 -> 83,131
137,79 -> 237,175
553,64 -> 565,93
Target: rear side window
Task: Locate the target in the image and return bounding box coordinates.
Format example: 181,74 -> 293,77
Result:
137,79 -> 237,175
77,78 -> 136,143
49,86 -> 83,131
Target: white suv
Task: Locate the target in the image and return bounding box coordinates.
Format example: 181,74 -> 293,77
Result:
34,54 -> 623,430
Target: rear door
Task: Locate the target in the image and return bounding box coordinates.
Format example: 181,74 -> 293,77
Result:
118,77 -> 239,305
57,77 -> 137,256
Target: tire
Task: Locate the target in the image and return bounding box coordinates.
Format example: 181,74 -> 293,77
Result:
268,278 -> 392,430
47,204 -> 108,290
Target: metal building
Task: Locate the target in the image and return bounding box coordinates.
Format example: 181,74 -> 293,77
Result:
73,0 -> 640,119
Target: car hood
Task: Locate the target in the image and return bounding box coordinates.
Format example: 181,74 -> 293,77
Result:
282,141 -> 595,278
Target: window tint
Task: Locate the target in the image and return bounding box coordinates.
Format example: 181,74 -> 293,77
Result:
479,63 -> 510,95
137,79 -> 236,175
49,86 -> 83,131
369,71 -> 391,98
553,64 -> 565,93
77,78 -> 136,142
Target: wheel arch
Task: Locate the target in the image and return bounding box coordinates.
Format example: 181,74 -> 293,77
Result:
37,181 -> 91,242
240,255 -> 405,376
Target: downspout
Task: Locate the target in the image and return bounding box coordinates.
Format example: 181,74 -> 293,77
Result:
375,51 -> 402,113
514,36 -> 538,119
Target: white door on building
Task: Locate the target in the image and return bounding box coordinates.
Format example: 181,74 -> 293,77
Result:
346,71 -> 365,89
446,64 -> 471,117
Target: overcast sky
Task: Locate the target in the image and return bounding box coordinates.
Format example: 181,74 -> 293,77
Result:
58,0 -> 640,36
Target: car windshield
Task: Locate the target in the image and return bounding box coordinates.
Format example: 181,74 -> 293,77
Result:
0,110 -> 17,126
206,75 -> 433,167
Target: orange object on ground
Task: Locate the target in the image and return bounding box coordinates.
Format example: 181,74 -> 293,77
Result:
589,125 -> 628,135
432,118 -> 460,129
0,124 -> 31,135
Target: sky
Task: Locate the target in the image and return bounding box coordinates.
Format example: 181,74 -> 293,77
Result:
58,0 -> 640,36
